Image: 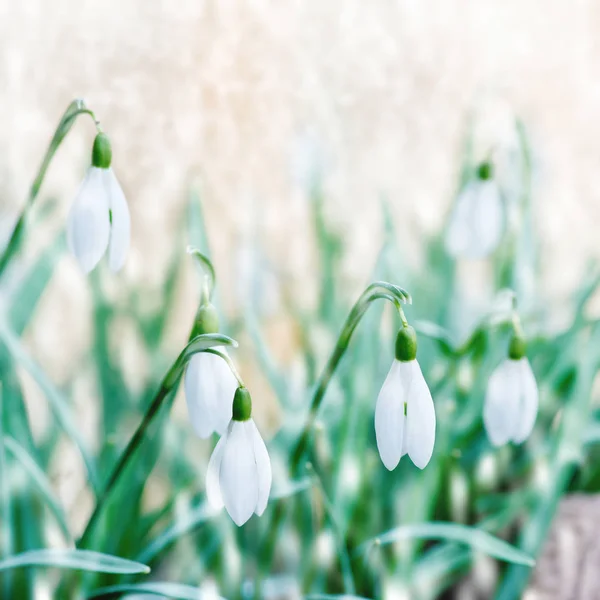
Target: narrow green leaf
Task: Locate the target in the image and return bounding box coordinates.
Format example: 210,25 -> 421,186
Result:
3,437 -> 71,541
0,549 -> 149,574
8,234 -> 65,335
137,478 -> 311,564
0,320 -> 100,494
358,522 -> 534,566
305,595 -> 373,600
87,582 -> 226,599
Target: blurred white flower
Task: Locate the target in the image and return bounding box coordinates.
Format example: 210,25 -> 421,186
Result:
67,133 -> 130,273
206,388 -> 272,526
184,347 -> 238,439
375,358 -> 436,471
483,358 -> 538,446
445,164 -> 503,259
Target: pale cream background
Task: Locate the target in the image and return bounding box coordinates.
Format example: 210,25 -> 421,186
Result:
1,0 -> 600,535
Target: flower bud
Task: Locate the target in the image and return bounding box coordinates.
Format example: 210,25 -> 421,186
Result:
232,387 -> 252,421
394,325 -> 417,362
477,161 -> 493,181
508,333 -> 526,360
91,132 -> 112,169
191,302 -> 219,337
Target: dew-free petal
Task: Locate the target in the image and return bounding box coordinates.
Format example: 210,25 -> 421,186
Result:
512,358 -> 538,444
375,361 -> 407,471
206,431 -> 227,510
184,354 -> 218,439
404,360 -> 436,469
105,168 -> 131,272
484,360 -> 521,447
67,167 -> 111,273
247,419 -> 272,516
219,421 -> 259,526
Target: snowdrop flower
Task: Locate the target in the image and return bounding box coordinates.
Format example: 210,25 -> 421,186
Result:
206,387 -> 272,526
67,132 -> 130,273
375,325 -> 436,470
184,301 -> 238,438
484,334 -> 538,446
445,162 -> 504,259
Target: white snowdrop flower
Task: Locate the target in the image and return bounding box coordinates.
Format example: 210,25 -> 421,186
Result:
484,334 -> 538,447
445,162 -> 503,259
184,302 -> 238,438
206,387 -> 272,526
67,132 -> 130,273
375,326 -> 436,470
185,348 -> 238,438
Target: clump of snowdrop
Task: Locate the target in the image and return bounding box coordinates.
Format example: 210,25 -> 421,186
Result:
184,293 -> 238,438
445,161 -> 504,259
483,331 -> 538,447
375,325 -> 436,470
206,386 -> 272,526
67,132 -> 131,273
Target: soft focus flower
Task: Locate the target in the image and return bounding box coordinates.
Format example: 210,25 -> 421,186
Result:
375,326 -> 436,470
206,387 -> 272,526
67,132 -> 130,273
483,356 -> 538,447
184,347 -> 238,438
445,162 -> 503,259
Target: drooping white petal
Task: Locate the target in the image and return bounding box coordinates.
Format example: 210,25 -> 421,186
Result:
219,421 -> 259,526
512,358 -> 538,444
247,419 -> 272,516
184,354 -> 216,438
445,180 -> 504,259
66,167 -> 110,273
445,184 -> 477,258
104,168 -> 131,272
206,431 -> 227,510
184,348 -> 237,439
484,360 -> 521,447
375,360 -> 407,471
208,348 -> 238,435
471,180 -> 503,258
404,360 -> 436,469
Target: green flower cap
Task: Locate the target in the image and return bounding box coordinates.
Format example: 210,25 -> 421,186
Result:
92,132 -> 112,169
508,333 -> 526,360
477,161 -> 493,181
232,387 -> 252,421
191,303 -> 219,337
395,325 -> 417,362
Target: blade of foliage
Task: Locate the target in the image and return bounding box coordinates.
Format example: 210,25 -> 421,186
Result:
87,582 -> 226,599
0,320 -> 100,494
0,549 -> 149,575
358,522 -> 534,566
3,436 -> 71,541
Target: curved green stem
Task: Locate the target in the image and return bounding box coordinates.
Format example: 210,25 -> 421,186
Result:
77,333 -> 237,549
203,348 -> 244,387
256,282 -> 410,587
290,282 -> 410,471
187,246 -> 216,300
0,100 -> 100,278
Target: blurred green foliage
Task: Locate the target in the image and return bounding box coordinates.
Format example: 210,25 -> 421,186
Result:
0,106 -> 599,600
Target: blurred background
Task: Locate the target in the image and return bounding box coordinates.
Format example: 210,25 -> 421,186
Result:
2,1 -> 600,599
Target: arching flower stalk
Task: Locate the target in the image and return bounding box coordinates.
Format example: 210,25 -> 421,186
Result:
483,313 -> 538,446
184,248 -> 239,439
206,386 -> 272,526
375,325 -> 436,470
445,161 -> 504,259
67,132 -> 131,273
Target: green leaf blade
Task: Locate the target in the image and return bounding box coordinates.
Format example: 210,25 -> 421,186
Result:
359,522 -> 535,566
0,549 -> 149,575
